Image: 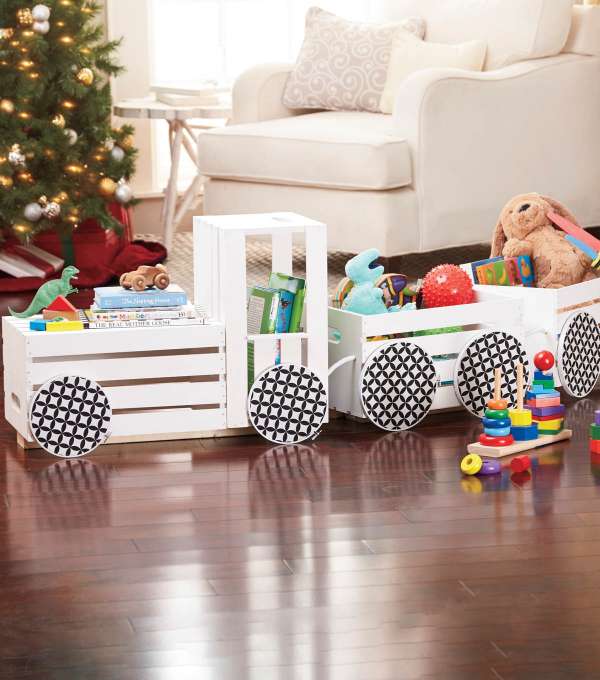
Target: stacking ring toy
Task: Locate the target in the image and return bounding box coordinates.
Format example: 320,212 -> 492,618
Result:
484,408 -> 510,420
480,459 -> 501,475
479,433 -> 514,447
487,398 -> 508,410
461,453 -> 483,475
482,417 -> 511,429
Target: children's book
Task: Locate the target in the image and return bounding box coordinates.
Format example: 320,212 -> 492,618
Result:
275,289 -> 295,333
88,303 -> 198,321
94,284 -> 187,309
268,272 -> 306,332
247,286 -> 279,335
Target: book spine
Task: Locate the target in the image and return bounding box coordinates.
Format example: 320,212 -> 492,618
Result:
289,287 -> 305,333
94,293 -> 188,309
91,308 -> 197,320
85,318 -> 206,329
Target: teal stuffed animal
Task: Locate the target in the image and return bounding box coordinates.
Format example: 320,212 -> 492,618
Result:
342,248 -> 400,315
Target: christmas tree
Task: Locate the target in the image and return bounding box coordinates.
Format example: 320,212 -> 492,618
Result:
0,0 -> 136,246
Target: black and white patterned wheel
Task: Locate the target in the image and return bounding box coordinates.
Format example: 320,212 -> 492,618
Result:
557,311 -> 600,398
248,364 -> 328,444
29,375 -> 112,458
454,331 -> 529,417
360,341 -> 437,431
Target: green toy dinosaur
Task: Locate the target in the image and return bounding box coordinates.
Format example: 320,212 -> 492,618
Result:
9,265 -> 80,318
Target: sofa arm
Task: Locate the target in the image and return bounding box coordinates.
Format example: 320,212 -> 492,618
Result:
390,54 -> 600,251
232,63 -> 300,124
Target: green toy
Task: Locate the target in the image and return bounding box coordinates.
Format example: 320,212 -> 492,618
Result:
9,266 -> 79,318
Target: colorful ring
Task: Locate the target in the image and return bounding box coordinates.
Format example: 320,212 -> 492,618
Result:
479,459 -> 501,475
487,399 -> 508,410
461,453 -> 483,475
485,408 -> 510,420
479,433 -> 514,447
484,426 -> 511,437
482,417 -> 511,429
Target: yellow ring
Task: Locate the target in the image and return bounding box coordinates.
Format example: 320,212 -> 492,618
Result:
461,453 -> 483,475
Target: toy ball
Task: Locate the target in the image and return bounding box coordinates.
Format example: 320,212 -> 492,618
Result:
422,264 -> 475,309
534,350 -> 555,372
460,453 -> 483,475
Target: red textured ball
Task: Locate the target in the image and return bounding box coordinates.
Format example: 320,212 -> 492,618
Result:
534,350 -> 555,371
422,264 -> 475,309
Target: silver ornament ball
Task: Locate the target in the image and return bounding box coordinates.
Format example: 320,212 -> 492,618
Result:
32,4 -> 51,21
104,138 -> 115,151
64,128 -> 78,146
42,201 -> 61,220
110,146 -> 125,162
8,147 -> 26,167
32,20 -> 50,34
115,182 -> 133,204
24,202 -> 43,222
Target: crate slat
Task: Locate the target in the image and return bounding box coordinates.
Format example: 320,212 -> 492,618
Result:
24,323 -> 224,358
29,352 -> 225,386
110,407 -> 226,437
281,336 -> 303,365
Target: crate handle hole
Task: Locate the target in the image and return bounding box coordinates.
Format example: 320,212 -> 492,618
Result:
11,393 -> 21,411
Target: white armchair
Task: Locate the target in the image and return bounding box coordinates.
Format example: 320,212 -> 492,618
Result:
198,2 -> 600,257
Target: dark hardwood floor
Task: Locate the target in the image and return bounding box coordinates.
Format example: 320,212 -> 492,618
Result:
3,290 -> 600,679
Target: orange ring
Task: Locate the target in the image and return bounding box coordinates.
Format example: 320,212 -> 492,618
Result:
487,399 -> 508,410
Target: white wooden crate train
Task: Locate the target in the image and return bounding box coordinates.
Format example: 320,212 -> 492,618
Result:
3,212 -> 600,457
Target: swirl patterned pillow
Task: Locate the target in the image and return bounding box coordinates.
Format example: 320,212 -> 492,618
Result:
282,7 -> 425,113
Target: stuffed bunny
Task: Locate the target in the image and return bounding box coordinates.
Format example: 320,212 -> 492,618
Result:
490,193 -> 597,288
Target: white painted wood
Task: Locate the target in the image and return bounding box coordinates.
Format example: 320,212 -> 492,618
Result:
432,386 -> 461,410
271,231 -> 293,275
29,352 -> 225,386
305,222 -> 329,393
364,330 -> 482,363
23,323 -> 224,358
556,277 -> 600,311
199,212 -> 324,235
113,98 -> 232,121
110,408 -> 227,437
281,336 -> 303,365
327,308 -> 365,416
467,429 -> 572,458
2,318 -> 29,438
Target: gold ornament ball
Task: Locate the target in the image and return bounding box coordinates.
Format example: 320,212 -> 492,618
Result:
13,223 -> 31,235
17,8 -> 34,26
0,175 -> 14,189
52,113 -> 66,128
66,213 -> 78,225
76,67 -> 94,86
16,171 -> 33,183
0,99 -> 15,114
98,177 -> 116,197
64,163 -> 84,175
53,191 -> 69,203
120,135 -> 134,151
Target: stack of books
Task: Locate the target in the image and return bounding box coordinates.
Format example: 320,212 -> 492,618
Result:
247,272 -> 306,383
83,284 -> 205,329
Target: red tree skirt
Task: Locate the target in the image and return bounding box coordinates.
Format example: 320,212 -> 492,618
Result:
0,204 -> 167,292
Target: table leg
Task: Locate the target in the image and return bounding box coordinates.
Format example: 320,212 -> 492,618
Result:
162,121 -> 183,250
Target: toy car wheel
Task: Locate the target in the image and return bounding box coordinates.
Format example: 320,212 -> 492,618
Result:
248,363 -> 328,444
119,273 -> 128,287
360,340 -> 437,431
557,310 -> 600,398
29,375 -> 112,457
131,274 -> 146,292
154,272 -> 169,289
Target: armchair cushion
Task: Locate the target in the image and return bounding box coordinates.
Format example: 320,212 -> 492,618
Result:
198,111 -> 411,191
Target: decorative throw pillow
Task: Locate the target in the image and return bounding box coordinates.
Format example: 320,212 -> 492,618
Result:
282,8 -> 425,113
380,32 -> 487,114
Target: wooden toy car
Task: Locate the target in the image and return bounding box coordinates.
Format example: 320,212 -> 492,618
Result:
119,264 -> 170,291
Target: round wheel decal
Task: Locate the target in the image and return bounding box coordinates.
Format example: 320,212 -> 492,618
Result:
248,364 -> 328,444
360,341 -> 437,431
557,311 -> 600,398
29,375 -> 112,457
454,331 -> 529,417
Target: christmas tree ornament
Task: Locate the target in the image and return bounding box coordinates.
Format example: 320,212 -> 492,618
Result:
13,223 -> 31,235
115,178 -> 133,204
17,8 -> 34,26
52,113 -> 65,128
61,99 -> 77,110
0,175 -> 14,189
33,20 -> 50,35
120,135 -> 134,150
16,171 -> 33,183
110,146 -> 125,162
24,202 -> 43,222
8,144 -> 26,167
98,177 -> 116,197
0,99 -> 15,114
52,191 -> 69,203
32,4 -> 51,21
0,28 -> 15,40
42,201 -> 61,220
104,138 -> 115,151
76,67 -> 94,86
64,128 -> 78,145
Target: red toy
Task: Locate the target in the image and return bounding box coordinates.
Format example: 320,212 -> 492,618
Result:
510,455 -> 531,473
534,350 -> 555,372
422,264 -> 475,309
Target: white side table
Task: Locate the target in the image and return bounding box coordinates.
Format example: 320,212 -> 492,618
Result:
113,98 -> 231,249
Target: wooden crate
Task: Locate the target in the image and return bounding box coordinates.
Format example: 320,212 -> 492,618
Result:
3,317 -> 228,447
328,287 -> 523,420
476,278 -> 600,386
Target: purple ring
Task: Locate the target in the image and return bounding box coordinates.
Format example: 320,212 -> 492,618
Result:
479,459 -> 501,475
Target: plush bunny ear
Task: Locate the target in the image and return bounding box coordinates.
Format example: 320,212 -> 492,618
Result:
490,217 -> 506,257
542,196 -> 580,227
